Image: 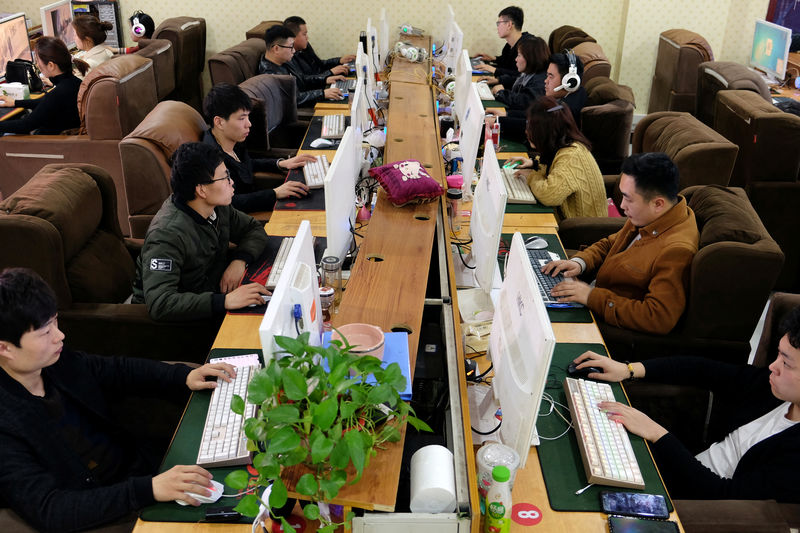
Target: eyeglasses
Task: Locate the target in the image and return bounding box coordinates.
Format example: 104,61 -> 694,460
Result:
205,170 -> 232,184
275,43 -> 295,50
496,19 -> 511,26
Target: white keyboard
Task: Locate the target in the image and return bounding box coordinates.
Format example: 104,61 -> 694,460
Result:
266,237 -> 293,290
196,363 -> 259,467
303,155 -> 329,189
321,114 -> 346,139
564,377 -> 645,490
502,167 -> 537,204
476,81 -> 495,101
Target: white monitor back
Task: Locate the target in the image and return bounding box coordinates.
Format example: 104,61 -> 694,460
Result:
356,48 -> 376,105
379,9 -> 390,68
471,140 -> 507,293
443,21 -> 463,75
324,126 -> 359,263
350,78 -> 369,136
459,83 -> 485,198
259,220 -> 323,362
489,232 -> 556,467
454,50 -> 472,123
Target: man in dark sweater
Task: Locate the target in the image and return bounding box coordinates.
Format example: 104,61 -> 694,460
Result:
284,16 -> 355,79
572,305 -> 800,502
0,267 -> 239,532
473,6 -> 534,79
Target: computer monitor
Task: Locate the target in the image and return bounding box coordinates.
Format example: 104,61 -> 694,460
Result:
487,232 -> 556,468
323,126 -> 360,263
350,74 -> 370,135
453,49 -> 472,126
40,0 -> 77,49
0,13 -> 32,80
442,21 -> 463,75
366,17 -> 380,75
355,48 -> 376,107
458,82 -> 486,199
750,19 -> 792,82
378,8 -> 390,68
259,220 -> 323,362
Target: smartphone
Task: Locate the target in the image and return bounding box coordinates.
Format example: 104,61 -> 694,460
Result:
608,515 -> 679,533
601,491 -> 669,519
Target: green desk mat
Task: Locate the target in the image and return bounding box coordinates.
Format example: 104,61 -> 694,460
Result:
499,233 -> 593,323
140,348 -> 263,523
496,138 -> 528,153
504,203 -> 556,214
538,343 -> 673,513
482,99 -> 507,109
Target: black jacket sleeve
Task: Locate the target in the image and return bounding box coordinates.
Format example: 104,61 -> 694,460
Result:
0,94 -> 54,134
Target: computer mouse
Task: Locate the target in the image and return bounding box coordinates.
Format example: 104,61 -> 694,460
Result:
567,362 -> 603,379
247,294 -> 271,308
525,236 -> 548,250
176,479 -> 224,506
310,138 -> 334,149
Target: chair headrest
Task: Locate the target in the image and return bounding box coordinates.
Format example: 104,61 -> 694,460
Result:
661,29 -> 714,61
584,76 -> 635,106
124,100 -> 206,161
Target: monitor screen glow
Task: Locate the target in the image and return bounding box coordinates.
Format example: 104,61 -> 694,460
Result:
40,0 -> 76,49
0,13 -> 32,79
750,19 -> 792,81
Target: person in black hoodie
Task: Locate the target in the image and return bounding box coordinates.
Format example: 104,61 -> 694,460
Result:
484,36 -> 549,110
570,306 -> 800,503
0,37 -> 84,135
0,268 -> 238,532
473,6 -> 535,79
284,16 -> 355,79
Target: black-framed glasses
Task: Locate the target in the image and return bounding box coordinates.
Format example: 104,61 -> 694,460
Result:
205,169 -> 232,184
275,43 -> 295,50
496,19 -> 511,26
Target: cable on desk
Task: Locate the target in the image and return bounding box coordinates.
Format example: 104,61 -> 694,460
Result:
472,418 -> 501,436
537,392 -> 573,441
455,244 -> 475,270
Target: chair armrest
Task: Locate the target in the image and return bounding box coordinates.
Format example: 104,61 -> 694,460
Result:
124,237 -> 144,260
558,217 -> 625,250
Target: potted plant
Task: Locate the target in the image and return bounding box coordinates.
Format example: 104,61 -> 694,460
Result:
223,331 -> 431,532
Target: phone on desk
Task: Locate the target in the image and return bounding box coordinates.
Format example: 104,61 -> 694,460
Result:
607,515 -> 679,533
601,491 -> 669,519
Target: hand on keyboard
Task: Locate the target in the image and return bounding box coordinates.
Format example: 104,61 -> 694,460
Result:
598,401 -> 669,443
326,74 -> 346,84
540,258 -> 582,278
550,277 -> 592,305
278,153 -> 317,170
324,87 -> 344,100
224,282 -> 271,310
186,361 -> 238,390
275,180 -> 309,199
330,64 -> 349,76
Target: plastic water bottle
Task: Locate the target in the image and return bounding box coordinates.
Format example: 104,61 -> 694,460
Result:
484,465 -> 511,533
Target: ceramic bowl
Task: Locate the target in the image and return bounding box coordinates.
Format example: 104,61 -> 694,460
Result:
331,323 -> 385,360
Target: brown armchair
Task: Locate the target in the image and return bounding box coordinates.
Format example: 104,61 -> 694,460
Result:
580,76 -> 635,175
648,29 -> 713,114
208,38 -> 267,86
548,25 -> 596,54
153,16 -> 206,111
0,163 -> 219,361
245,20 -> 283,40
695,61 -> 771,126
573,41 -> 611,82
119,101 -> 207,239
239,74 -> 308,158
134,38 -> 176,101
0,55 -> 158,236
559,185 -> 784,363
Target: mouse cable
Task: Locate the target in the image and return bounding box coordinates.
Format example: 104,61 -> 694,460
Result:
536,392 -> 573,441
472,418 -> 502,436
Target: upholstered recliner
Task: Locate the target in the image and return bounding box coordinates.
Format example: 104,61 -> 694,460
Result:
695,61 -> 771,126
246,20 -> 283,40
0,55 -> 158,236
648,29 -> 713,114
559,185 -> 783,363
548,25 -> 596,54
573,41 -> 611,82
580,76 -> 635,174
0,163 -> 219,361
134,38 -> 176,101
153,16 -> 206,111
208,38 -> 267,86
239,74 -> 308,158
711,89 -> 800,290
119,101 -> 207,239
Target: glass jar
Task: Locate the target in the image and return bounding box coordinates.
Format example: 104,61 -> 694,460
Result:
321,256 -> 343,311
320,286 -> 335,331
446,188 -> 462,232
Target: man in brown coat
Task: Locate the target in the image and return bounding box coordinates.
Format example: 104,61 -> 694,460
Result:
543,152 -> 699,334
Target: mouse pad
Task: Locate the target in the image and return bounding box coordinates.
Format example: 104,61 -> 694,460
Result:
273,169 -> 326,211
300,115 -> 352,150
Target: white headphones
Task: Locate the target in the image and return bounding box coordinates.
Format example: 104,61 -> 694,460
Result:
394,42 -> 427,62
131,15 -> 145,38
554,49 -> 581,93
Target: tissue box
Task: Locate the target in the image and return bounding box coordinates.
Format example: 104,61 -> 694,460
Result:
1,82 -> 29,101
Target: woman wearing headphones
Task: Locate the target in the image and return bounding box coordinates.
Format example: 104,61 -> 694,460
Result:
506,96 -> 606,219
0,37 -> 83,135
72,15 -> 115,74
484,36 -> 549,110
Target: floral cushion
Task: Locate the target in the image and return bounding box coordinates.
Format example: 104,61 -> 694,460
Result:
368,159 -> 444,207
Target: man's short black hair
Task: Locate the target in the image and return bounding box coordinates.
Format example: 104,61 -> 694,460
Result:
779,306 -> 800,350
283,16 -> 306,35
498,6 -> 524,30
170,142 -> 225,203
264,24 -> 295,49
549,52 -> 584,78
620,152 -> 680,202
203,83 -> 252,126
0,268 -> 57,347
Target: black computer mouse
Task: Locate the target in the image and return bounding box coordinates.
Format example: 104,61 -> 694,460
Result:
567,362 -> 603,379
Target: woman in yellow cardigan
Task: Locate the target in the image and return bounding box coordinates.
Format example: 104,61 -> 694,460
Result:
507,96 -> 606,219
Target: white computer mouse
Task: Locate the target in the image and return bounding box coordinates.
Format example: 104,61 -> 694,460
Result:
310,138 -> 334,149
176,479 -> 224,506
525,236 -> 549,250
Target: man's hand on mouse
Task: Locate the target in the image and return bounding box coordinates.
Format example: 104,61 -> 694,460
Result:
152,465 -> 213,505
274,180 -> 309,199
224,283 -> 270,310
572,351 -> 646,382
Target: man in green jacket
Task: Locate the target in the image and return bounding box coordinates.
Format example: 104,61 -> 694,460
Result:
132,142 -> 270,321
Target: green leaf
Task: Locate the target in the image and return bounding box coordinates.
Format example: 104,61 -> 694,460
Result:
268,477 -> 288,509
247,369 -> 275,405
310,432 -> 334,464
381,424 -> 402,442
312,396 -> 338,430
318,524 -> 337,533
344,428 -> 366,476
281,445 -> 308,466
265,404 -> 301,425
230,394 -> 245,416
334,377 -> 363,395
366,384 -> 394,405
328,360 -> 350,386
349,387 -> 366,404
275,334 -> 307,357
253,453 -> 281,479
382,363 -> 407,391
243,418 -> 268,442
406,415 -> 433,432
327,421 -> 342,440
302,502 -> 321,520
224,469 -> 250,490
296,473 -> 318,496
340,400 -> 357,420
319,468 -> 348,500
330,437 -> 350,469
268,426 -> 301,454
233,493 -> 260,517
282,367 -> 308,401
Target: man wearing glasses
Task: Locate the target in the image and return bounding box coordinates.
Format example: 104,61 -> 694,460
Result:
258,24 -> 345,106
132,142 -> 270,321
474,6 -> 535,79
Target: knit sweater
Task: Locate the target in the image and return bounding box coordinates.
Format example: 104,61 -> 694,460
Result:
526,142 -> 606,219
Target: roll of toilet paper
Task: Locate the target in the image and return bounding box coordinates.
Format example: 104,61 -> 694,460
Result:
409,445 -> 456,513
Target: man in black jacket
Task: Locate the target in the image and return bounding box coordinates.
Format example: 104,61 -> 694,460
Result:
473,6 -> 534,79
572,307 -> 800,502
284,16 -> 355,79
0,268 -> 239,532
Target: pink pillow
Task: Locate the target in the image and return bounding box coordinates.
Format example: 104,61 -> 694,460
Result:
368,159 -> 444,207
